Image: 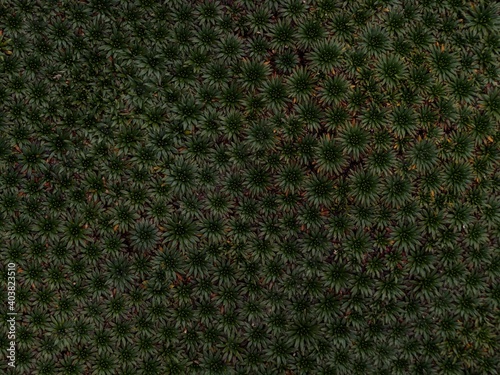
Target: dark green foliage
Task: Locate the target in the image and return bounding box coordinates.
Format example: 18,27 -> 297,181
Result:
339,125 -> 369,159
466,2 -> 500,35
316,137 -> 345,174
308,40 -> 342,72
319,75 -> 349,105
261,77 -> 288,111
287,68 -> 315,101
0,1 -> 498,373
429,46 -> 459,80
350,170 -> 380,205
377,54 -> 406,88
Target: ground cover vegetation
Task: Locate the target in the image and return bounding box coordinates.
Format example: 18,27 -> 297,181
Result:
0,0 -> 499,373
